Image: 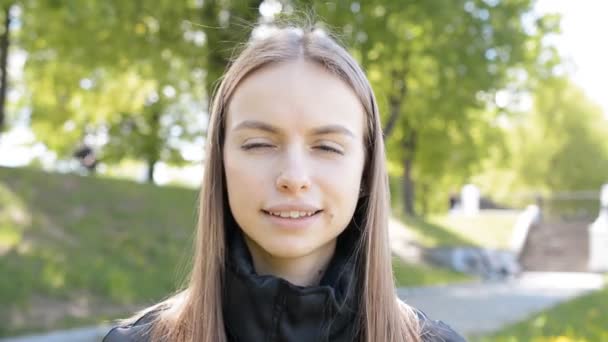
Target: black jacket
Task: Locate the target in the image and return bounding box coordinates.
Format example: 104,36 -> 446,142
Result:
103,227 -> 466,342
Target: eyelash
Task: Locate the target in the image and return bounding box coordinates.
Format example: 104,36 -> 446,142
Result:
241,143 -> 274,151
241,143 -> 343,155
316,145 -> 344,155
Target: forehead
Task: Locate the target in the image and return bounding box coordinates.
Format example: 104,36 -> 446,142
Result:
226,59 -> 366,135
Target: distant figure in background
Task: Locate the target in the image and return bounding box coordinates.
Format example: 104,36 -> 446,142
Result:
449,191 -> 459,210
103,23 -> 465,342
73,144 -> 97,173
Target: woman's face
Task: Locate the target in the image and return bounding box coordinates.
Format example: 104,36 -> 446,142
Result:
223,59 -> 366,264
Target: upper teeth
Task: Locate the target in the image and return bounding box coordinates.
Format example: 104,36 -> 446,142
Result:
269,211 -> 316,218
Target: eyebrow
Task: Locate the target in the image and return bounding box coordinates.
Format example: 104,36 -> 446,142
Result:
232,120 -> 356,138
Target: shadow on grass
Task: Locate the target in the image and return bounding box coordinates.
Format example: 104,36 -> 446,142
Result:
395,212 -> 478,248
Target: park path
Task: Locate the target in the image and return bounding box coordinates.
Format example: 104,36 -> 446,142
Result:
1,272 -> 603,341
0,325 -> 110,342
398,271 -> 604,338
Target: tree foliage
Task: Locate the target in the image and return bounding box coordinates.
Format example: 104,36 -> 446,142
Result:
6,0 -> 567,195
287,0 -> 561,214
508,78 -> 608,192
16,0 -> 262,181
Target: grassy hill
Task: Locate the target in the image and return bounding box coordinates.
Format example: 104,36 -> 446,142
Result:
0,166 -> 198,335
0,166 -> 469,336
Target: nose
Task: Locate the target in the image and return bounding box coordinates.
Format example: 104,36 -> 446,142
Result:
275,148 -> 311,194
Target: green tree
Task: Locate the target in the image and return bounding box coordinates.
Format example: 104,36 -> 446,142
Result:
17,1 -> 208,181
16,1 -> 263,182
513,78 -> 608,191
288,0 -> 560,215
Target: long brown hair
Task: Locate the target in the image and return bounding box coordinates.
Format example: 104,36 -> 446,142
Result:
143,24 -> 422,342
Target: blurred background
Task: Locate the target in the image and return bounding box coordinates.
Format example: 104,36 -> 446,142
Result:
0,0 -> 606,341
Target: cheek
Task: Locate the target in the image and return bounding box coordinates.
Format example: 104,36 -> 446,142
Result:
224,151 -> 266,209
319,154 -> 365,212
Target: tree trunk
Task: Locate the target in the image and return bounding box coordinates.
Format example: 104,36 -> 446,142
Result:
146,159 -> 157,183
201,0 -> 263,98
384,96 -> 401,138
145,110 -> 161,184
383,69 -> 408,138
401,130 -> 417,216
419,181 -> 430,216
0,5 -> 11,135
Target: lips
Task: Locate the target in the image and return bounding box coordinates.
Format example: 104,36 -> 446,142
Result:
262,203 -> 322,218
264,210 -> 322,218
262,208 -> 322,217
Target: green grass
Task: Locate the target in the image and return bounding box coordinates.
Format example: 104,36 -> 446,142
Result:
428,212 -> 519,249
475,284 -> 608,342
0,166 -> 197,336
392,257 -> 472,287
395,211 -> 519,249
0,166 -> 471,336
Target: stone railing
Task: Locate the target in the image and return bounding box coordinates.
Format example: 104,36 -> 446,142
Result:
510,204 -> 540,258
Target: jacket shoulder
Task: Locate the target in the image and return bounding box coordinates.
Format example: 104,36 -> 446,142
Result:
416,308 -> 468,342
102,310 -> 159,342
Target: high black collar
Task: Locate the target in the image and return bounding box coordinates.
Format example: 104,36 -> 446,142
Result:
102,223 -> 467,342
222,225 -> 361,342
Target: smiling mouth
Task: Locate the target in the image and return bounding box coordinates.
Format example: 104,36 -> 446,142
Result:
261,210 -> 323,219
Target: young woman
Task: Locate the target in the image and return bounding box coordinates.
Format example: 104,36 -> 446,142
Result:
103,24 -> 466,342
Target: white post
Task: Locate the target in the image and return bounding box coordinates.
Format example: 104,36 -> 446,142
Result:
589,184 -> 608,272
461,184 -> 480,216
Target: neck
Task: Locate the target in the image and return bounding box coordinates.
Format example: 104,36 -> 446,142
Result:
243,237 -> 337,286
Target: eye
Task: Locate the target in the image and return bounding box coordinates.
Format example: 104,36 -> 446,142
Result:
315,145 -> 344,155
241,142 -> 275,150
